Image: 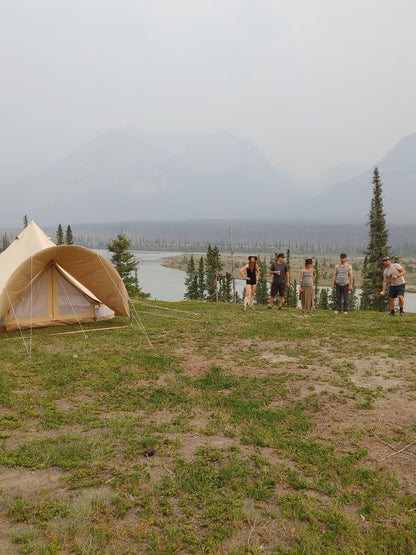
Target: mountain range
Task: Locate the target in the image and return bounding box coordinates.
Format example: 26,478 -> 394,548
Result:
287,133 -> 416,223
2,127 -> 416,226
6,128 -> 300,225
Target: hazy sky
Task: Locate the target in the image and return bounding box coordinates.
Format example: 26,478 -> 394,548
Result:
2,0 -> 416,184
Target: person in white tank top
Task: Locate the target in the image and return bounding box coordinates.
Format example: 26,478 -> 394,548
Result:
331,253 -> 353,314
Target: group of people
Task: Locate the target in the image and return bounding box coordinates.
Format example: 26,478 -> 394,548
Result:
239,253 -> 406,315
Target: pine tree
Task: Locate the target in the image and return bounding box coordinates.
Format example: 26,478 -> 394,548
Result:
254,258 -> 269,306
205,245 -> 223,302
219,272 -> 233,302
197,257 -> 205,300
65,225 -> 74,245
318,288 -> 329,310
360,167 -> 390,311
329,287 -> 337,311
285,280 -> 298,308
284,249 -> 298,307
108,234 -> 144,297
184,255 -> 199,300
348,286 -> 359,312
314,258 -> 320,307
56,224 -> 64,245
23,215 -> 28,228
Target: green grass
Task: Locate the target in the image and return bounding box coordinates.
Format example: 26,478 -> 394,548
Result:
0,302 -> 416,553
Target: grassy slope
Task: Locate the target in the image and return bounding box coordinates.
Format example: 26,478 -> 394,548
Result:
0,302 -> 415,554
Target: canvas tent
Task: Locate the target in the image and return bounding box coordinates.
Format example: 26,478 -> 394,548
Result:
0,221 -> 130,331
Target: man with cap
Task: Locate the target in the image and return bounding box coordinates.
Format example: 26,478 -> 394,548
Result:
331,254 -> 353,314
381,256 -> 406,315
268,253 -> 290,310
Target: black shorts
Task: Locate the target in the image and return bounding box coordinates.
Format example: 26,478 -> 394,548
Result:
389,284 -> 405,298
271,282 -> 286,297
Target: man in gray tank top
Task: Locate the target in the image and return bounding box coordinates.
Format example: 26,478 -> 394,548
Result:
331,253 -> 353,313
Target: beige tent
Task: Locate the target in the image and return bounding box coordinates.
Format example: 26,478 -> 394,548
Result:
0,221 -> 130,331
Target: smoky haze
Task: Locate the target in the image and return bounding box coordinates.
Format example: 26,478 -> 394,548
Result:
1,0 -> 416,216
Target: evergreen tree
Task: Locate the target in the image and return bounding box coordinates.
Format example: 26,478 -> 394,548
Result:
314,258 -> 320,307
285,280 -> 298,308
318,288 -> 329,310
205,245 -> 223,302
284,249 -> 298,307
65,225 -> 74,245
349,286 -> 359,312
23,215 -> 28,228
108,234 -> 144,297
184,255 -> 199,300
329,287 -> 337,311
254,258 -> 269,306
219,272 -> 233,302
56,224 -> 64,245
197,256 -> 205,300
360,167 -> 390,311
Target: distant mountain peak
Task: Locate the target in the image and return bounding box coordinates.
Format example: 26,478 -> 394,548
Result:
286,133 -> 416,224
5,127 -> 301,225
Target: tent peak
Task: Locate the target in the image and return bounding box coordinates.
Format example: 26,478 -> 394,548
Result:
16,221 -> 53,243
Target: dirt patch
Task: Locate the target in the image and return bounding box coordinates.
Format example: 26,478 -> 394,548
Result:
0,468 -> 64,497
174,336 -> 416,496
311,395 -> 416,491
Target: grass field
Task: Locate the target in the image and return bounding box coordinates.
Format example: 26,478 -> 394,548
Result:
1,301 -> 416,554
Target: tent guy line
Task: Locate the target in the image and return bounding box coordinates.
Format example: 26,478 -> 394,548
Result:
129,301 -> 153,347
136,310 -> 204,323
129,299 -> 200,316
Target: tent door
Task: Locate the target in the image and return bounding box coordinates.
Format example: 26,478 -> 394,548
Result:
5,264 -> 95,329
52,265 -> 95,319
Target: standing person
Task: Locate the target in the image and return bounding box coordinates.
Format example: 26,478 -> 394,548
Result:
240,256 -> 259,310
331,253 -> 354,314
381,256 -> 406,316
299,258 -> 316,314
268,253 -> 290,310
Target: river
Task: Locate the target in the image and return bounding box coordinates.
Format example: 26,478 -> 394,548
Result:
135,251 -> 186,301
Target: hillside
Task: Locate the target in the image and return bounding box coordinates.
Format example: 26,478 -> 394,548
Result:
1,304 -> 415,553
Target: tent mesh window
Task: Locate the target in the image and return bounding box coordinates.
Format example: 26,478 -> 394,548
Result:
56,271 -> 92,316
13,273 -> 49,319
